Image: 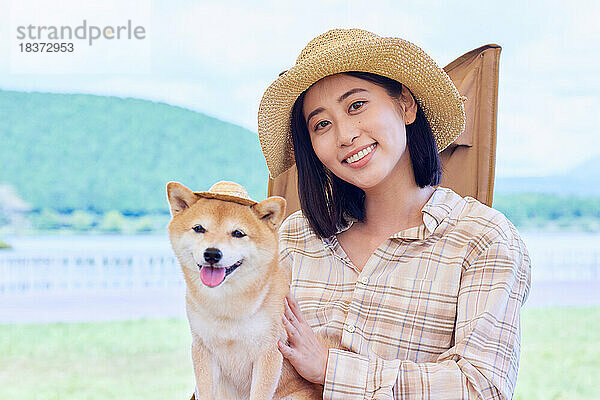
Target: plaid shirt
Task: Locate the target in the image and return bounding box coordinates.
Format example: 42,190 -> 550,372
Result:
279,186 -> 531,400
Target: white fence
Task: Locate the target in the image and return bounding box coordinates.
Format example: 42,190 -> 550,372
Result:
1,248 -> 599,295
0,253 -> 184,294
530,249 -> 600,281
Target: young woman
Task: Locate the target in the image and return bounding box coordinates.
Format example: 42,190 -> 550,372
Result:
258,29 -> 531,400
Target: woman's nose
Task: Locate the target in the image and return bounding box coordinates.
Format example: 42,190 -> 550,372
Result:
335,120 -> 359,147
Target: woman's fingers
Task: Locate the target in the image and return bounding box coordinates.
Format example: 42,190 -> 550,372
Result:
278,339 -> 297,360
283,292 -> 314,343
284,297 -> 300,325
286,293 -> 313,335
287,292 -> 302,314
282,313 -> 299,340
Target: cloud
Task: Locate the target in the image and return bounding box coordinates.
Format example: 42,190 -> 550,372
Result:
497,91 -> 600,176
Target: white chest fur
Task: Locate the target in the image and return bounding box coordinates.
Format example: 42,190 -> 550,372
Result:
190,310 -> 272,348
189,308 -> 278,392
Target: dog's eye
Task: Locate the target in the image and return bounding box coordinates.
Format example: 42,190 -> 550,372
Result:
192,225 -> 206,233
231,229 -> 246,238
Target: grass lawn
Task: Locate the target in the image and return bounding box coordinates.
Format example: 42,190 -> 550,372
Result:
0,319 -> 194,400
0,307 -> 598,399
515,306 -> 599,400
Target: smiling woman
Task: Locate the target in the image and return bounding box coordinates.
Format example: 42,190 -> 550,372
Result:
291,71 -> 442,238
257,28 -> 531,400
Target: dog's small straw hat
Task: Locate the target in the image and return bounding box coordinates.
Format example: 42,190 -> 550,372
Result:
258,28 -> 466,178
194,181 -> 257,206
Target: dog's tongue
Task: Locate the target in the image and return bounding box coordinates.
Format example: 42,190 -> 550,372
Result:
200,266 -> 226,287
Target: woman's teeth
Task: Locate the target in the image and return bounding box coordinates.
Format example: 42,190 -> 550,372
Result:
345,144 -> 377,164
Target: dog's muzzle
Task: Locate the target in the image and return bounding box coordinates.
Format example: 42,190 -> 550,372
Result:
197,248 -> 243,288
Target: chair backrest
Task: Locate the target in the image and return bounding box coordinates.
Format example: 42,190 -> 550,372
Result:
268,44 -> 502,219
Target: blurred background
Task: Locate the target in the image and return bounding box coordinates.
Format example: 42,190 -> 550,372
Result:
1,0 -> 599,399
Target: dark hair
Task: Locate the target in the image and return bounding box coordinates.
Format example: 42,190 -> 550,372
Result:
290,71 -> 442,238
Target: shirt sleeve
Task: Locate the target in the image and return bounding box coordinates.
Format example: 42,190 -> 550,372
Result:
322,237 -> 531,400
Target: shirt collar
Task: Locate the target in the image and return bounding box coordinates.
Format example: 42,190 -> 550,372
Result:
333,186 -> 461,241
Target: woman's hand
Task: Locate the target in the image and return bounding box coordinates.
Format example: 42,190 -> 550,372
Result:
278,292 -> 328,385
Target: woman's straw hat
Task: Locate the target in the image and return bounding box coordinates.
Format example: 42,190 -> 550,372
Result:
194,181 -> 257,206
258,28 -> 466,178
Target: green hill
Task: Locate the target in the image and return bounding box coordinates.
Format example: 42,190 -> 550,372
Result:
0,90 -> 269,213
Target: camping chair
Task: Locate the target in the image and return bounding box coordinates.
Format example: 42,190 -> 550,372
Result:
189,44 -> 501,400
267,44 -> 501,216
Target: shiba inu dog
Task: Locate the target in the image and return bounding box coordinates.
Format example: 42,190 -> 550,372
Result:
167,181 -> 323,400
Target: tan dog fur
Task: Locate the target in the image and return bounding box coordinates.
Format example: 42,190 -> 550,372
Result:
167,182 -> 324,400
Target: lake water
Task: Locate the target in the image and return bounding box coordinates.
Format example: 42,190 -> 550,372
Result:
0,234 -> 173,255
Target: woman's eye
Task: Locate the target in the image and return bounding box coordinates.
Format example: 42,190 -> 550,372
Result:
349,101 -> 365,112
192,225 -> 206,233
314,120 -> 330,131
231,230 -> 246,238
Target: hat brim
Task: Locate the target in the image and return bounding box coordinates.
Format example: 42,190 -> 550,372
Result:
194,191 -> 257,206
258,35 -> 465,178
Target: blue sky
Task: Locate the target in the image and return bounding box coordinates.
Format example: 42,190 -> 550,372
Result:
1,0 -> 598,178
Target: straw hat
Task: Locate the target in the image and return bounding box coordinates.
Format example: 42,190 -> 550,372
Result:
258,28 -> 466,178
194,181 -> 257,206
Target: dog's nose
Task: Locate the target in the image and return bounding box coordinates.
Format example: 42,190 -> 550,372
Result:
204,248 -> 222,264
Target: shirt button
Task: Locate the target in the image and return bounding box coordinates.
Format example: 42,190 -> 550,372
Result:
361,277 -> 369,285
345,324 -> 355,333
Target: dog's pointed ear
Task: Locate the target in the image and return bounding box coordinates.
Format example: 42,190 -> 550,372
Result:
251,196 -> 286,230
167,182 -> 199,217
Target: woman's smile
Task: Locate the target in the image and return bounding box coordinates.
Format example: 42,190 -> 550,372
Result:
342,143 -> 377,167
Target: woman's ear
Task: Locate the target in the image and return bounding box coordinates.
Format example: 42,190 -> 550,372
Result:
399,85 -> 417,125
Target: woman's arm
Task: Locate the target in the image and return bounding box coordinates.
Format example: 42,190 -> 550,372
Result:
284,236 -> 531,400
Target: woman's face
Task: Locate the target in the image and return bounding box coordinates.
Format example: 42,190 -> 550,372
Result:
302,73 -> 416,190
